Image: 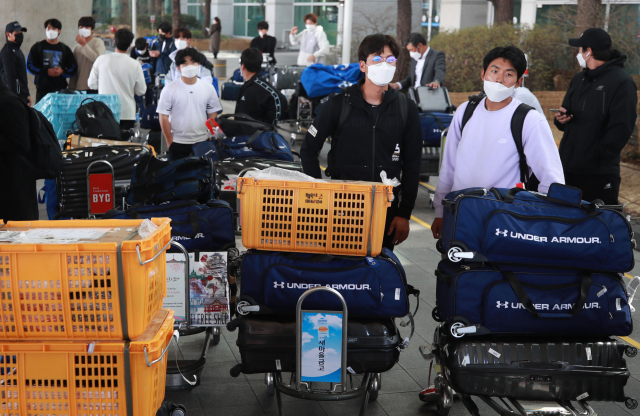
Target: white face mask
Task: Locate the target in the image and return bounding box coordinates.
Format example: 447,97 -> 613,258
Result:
576,51 -> 590,68
305,24 -> 316,31
259,31 -> 265,38
366,62 -> 396,87
483,79 -> 516,103
46,30 -> 59,40
180,64 -> 199,79
175,39 -> 188,50
136,48 -> 146,55
79,28 -> 92,38
409,50 -> 422,61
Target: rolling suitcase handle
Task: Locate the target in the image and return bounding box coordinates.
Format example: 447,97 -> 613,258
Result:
502,270 -> 592,319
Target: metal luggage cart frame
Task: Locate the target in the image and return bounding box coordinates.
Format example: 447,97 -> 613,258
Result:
264,286 -> 381,416
419,323 -> 639,416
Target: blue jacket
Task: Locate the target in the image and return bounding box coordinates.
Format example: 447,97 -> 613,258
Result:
150,35 -> 176,76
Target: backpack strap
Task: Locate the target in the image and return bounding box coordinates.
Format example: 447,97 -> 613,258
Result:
396,92 -> 408,127
333,88 -> 352,140
460,95 -> 483,133
510,103 -> 535,186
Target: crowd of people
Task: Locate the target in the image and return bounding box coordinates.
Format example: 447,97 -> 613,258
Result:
0,14 -> 636,245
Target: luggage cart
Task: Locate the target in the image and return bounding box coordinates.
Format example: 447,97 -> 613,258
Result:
419,324 -> 639,416
265,286 -> 381,416
165,241 -> 219,391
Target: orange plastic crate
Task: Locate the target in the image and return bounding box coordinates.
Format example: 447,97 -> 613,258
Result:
237,178 -> 393,256
0,218 -> 171,340
0,308 -> 174,416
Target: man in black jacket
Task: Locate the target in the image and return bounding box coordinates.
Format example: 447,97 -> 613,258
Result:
235,47 -> 287,124
301,34 -> 422,250
554,28 -> 637,205
1,21 -> 31,106
250,21 -> 277,65
0,77 -> 36,221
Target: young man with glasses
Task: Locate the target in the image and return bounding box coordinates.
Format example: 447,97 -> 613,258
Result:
300,34 -> 422,250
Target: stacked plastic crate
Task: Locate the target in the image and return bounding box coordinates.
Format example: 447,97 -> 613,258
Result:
0,218 -> 173,415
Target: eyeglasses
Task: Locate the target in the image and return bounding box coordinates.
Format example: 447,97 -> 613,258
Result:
370,55 -> 397,65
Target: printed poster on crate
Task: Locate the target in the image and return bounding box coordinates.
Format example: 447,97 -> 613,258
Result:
190,252 -> 230,327
300,312 -> 343,383
164,253 -> 188,322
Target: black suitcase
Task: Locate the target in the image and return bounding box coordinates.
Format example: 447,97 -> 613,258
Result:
221,82 -> 243,101
273,65 -> 305,90
437,327 -> 635,403
227,316 -> 400,376
57,145 -> 152,218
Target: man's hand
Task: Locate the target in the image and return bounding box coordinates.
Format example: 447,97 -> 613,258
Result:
149,50 -> 160,58
307,55 -> 315,63
431,218 -> 443,239
47,67 -> 62,77
426,82 -> 440,89
76,34 -> 87,46
291,26 -> 298,35
387,217 -> 410,246
27,96 -> 31,107
389,82 -> 401,90
555,106 -> 572,124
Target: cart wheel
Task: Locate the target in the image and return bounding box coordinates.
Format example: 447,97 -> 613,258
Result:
436,400 -> 450,416
625,346 -> 638,358
210,327 -> 221,347
368,373 -> 381,401
436,239 -> 444,254
230,364 -> 242,378
170,404 -> 187,416
447,246 -> 463,263
265,372 -> 275,395
626,397 -> 638,410
450,322 -> 466,338
432,307 -> 442,322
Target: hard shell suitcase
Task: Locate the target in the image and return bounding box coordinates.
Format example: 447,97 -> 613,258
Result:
237,249 -> 413,318
440,184 -> 635,272
227,316 -> 400,375
411,86 -> 454,113
435,325 -> 635,403
273,65 -> 305,90
434,260 -> 633,337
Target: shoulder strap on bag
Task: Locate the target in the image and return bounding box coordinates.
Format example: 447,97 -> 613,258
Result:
510,103 -> 535,185
333,88 -> 352,141
460,95 -> 483,133
396,92 -> 408,127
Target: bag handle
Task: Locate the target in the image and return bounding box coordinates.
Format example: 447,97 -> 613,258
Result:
501,270 -> 591,319
80,97 -> 97,107
503,185 -> 597,215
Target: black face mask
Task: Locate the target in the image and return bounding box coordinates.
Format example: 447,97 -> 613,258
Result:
13,33 -> 23,46
158,33 -> 166,41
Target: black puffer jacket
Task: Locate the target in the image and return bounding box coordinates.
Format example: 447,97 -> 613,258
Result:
555,51 -> 638,176
300,79 -> 422,219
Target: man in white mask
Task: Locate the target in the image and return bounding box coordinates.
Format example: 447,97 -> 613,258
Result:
157,48 -> 222,161
250,21 -> 277,64
554,28 -> 637,205
289,13 -> 330,67
69,16 -> 105,92
431,46 -> 564,238
391,32 -> 445,91
26,18 -> 77,103
165,27 -> 214,86
301,34 -> 423,250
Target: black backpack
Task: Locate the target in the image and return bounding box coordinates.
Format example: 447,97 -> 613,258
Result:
74,98 -> 122,140
22,102 -> 62,179
460,95 -> 539,192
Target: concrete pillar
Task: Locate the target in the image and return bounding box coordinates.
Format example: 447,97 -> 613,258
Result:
210,0 -> 234,37
440,0 -> 488,31
520,0 -> 537,27
266,0 -> 293,47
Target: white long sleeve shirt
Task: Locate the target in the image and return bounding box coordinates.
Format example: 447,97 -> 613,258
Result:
433,97 -> 564,217
88,52 -> 147,120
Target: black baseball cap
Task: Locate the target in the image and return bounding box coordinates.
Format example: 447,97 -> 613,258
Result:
5,21 -> 27,33
569,28 -> 611,50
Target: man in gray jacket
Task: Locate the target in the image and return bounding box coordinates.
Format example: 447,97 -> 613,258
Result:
391,33 -> 445,90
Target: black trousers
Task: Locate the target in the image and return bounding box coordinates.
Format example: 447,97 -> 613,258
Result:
564,172 -> 621,205
168,142 -> 193,161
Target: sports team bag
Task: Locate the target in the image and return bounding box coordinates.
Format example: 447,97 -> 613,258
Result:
126,156 -> 216,205
236,249 -> 416,318
74,98 -> 122,140
434,260 -> 633,337
440,183 -> 635,272
103,200 -> 235,252
192,132 -> 294,162
299,63 -> 364,98
420,112 -> 452,147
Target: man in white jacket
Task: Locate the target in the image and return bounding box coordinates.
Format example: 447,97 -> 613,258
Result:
165,27 -> 214,85
289,13 -> 330,66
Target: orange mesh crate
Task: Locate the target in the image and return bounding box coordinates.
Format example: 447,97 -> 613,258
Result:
237,178 -> 393,256
0,218 -> 171,340
0,308 -> 174,416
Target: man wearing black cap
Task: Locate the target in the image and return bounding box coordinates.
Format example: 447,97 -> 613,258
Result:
554,28 -> 637,205
0,21 -> 31,106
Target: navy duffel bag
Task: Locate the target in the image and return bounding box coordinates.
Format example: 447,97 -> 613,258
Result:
103,200 -> 235,252
237,249 -> 417,318
193,132 -> 294,162
440,183 -> 635,272
435,260 -> 633,337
